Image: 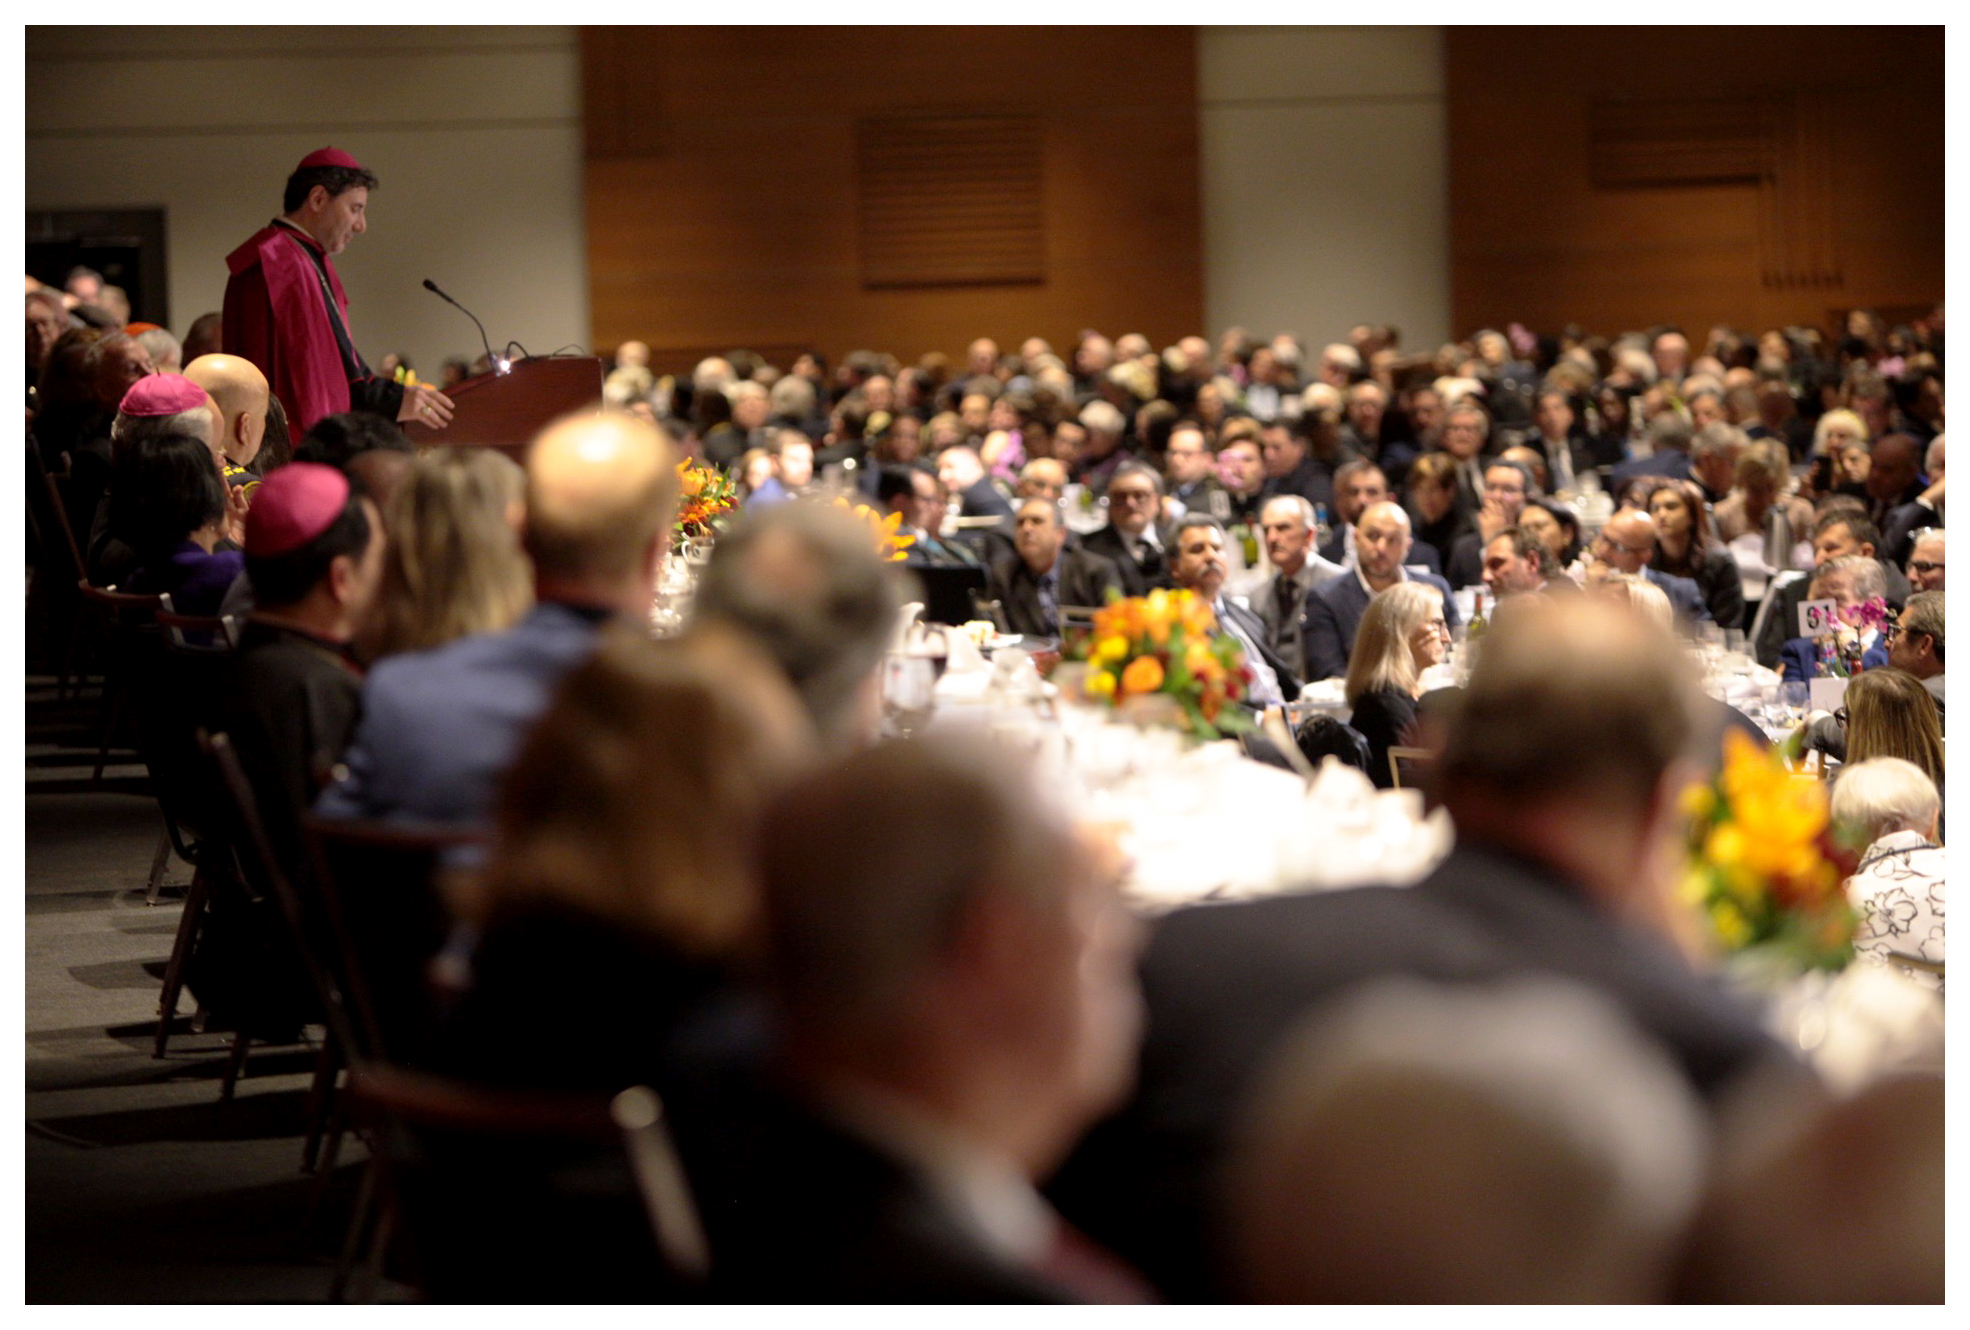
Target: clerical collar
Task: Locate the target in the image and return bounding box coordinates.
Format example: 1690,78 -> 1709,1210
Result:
271,217 -> 324,253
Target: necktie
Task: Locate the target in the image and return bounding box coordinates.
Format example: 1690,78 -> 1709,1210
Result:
1037,569 -> 1059,633
1273,573 -> 1299,651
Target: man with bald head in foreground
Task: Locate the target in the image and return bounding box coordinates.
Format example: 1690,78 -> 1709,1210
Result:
317,411 -> 678,824
183,353 -> 271,483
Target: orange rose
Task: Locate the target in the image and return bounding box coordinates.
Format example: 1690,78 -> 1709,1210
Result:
1120,655 -> 1165,696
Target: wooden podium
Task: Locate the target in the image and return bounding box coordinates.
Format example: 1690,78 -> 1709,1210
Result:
400,356 -> 604,460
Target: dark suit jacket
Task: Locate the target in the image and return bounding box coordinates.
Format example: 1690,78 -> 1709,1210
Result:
1217,595 -> 1301,702
1644,567 -> 1714,628
987,548 -> 1124,638
700,1081 -> 1081,1303
1259,456 -> 1334,518
1445,529 -> 1486,590
1045,842 -> 1802,1302
1608,449 -> 1693,490
1779,636 -> 1890,682
956,476 -> 1016,524
1080,522 -> 1171,598
1753,561 -> 1912,668
1298,569 -> 1458,683
1879,499 -> 1938,567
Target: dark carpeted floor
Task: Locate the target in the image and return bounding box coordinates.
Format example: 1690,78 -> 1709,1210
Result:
23,673 -> 391,1303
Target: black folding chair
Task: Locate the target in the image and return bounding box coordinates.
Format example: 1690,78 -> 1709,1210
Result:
340,1066 -> 707,1303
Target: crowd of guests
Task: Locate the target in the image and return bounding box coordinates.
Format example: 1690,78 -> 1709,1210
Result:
22,286 -> 1944,1302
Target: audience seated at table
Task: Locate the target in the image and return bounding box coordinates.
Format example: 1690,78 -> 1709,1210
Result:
24,298 -> 1948,1305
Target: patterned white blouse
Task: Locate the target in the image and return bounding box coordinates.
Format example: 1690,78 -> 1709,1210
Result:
1846,830 -> 1946,993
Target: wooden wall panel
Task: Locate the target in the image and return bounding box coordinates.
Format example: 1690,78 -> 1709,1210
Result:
580,26 -> 1203,371
1446,27 -> 1941,340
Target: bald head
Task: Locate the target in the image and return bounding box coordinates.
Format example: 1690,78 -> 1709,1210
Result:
1596,509 -> 1657,575
183,353 -> 270,469
524,411 -> 679,609
1355,500 -> 1414,582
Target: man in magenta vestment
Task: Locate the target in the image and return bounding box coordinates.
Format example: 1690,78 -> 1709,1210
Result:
223,146 -> 453,438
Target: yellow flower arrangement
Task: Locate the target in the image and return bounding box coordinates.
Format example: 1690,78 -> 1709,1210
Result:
1066,588 -> 1256,741
674,459 -> 738,541
831,498 -> 916,562
1681,729 -> 1859,972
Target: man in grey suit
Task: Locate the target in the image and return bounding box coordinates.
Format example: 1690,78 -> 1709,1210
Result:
1299,501 -> 1458,682
316,412 -> 677,825
1248,494 -> 1343,669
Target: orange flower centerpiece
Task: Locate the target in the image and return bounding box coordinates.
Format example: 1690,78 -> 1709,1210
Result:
1065,588 -> 1256,742
831,496 -> 915,562
1681,729 -> 1860,974
674,459 -> 739,543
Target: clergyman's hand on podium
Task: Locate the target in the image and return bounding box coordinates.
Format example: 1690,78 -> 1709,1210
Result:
399,383 -> 456,429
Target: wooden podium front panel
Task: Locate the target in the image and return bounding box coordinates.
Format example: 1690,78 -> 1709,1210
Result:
402,356 -> 605,460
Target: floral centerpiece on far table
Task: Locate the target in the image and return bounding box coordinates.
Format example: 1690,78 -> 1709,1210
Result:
1682,728 -> 1861,974
832,496 -> 915,562
1065,588 -> 1256,742
674,459 -> 739,544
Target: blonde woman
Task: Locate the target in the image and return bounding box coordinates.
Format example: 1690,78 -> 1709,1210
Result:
1814,408 -> 1871,489
1345,581 -> 1448,789
354,447 -> 531,664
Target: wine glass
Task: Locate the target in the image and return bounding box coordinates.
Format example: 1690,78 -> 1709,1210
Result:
881,653 -> 937,738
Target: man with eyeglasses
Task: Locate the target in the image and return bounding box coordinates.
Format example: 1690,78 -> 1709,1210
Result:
1887,590 -> 1945,716
1754,510 -> 1909,668
1585,508 -> 1711,630
1081,461 -> 1172,598
1905,528 -> 1944,593
1446,459 -> 1538,589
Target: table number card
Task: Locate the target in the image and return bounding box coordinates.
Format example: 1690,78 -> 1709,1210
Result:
1798,598 -> 1839,637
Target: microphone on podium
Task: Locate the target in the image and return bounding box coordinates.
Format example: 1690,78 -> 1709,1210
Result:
422,279 -> 509,375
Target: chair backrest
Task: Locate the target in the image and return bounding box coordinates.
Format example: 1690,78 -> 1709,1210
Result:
198,728 -> 356,1054
156,591 -> 239,652
1387,745 -> 1433,790
299,815 -> 487,1066
33,449 -> 86,583
1295,714 -> 1372,772
348,1064 -> 704,1300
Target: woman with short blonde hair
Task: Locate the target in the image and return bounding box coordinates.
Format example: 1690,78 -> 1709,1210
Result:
355,447 -> 531,664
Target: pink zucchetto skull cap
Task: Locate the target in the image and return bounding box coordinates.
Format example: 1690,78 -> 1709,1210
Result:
297,146 -> 365,172
118,373 -> 206,417
245,462 -> 351,558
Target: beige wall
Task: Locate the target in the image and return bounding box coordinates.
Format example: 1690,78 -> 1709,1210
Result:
25,26 -> 588,379
1198,26 -> 1450,353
